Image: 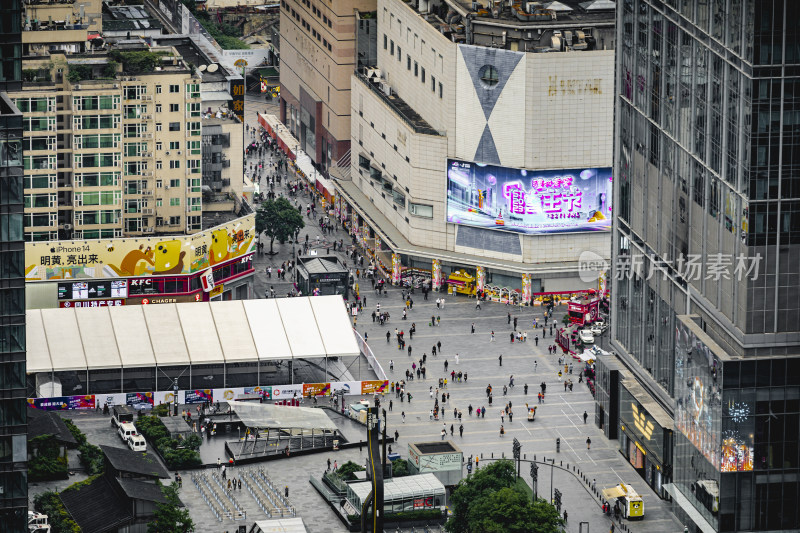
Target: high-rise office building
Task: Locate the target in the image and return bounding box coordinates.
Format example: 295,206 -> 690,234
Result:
279,0 -> 377,172
0,0 -> 29,529
606,1 -> 800,531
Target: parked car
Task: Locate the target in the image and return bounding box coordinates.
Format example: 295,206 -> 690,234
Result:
117,422 -> 138,442
127,434 -> 147,452
590,323 -> 607,336
578,329 -> 595,344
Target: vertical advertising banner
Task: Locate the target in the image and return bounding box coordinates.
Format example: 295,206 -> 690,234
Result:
476,266 -> 486,292
231,79 -> 245,122
391,254 -> 401,284
522,274 -> 532,303
432,259 -> 442,290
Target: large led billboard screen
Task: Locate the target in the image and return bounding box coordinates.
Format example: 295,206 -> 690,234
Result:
445,159 -> 612,234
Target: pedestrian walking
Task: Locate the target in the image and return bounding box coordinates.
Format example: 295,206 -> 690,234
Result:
455,353 -> 459,365
583,410 -> 588,423
491,331 -> 495,342
402,411 -> 406,423
499,354 -> 503,366
586,437 -> 592,450
459,424 -> 464,437
471,323 -> 475,334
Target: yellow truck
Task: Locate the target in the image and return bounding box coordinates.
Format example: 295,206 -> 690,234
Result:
602,482 -> 644,520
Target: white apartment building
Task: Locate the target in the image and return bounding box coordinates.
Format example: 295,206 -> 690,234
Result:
335,0 -> 617,300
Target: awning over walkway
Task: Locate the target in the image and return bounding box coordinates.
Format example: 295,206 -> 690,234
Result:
26,296 -> 359,374
228,400 -> 337,431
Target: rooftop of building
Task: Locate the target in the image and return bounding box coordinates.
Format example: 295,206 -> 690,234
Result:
412,0 -> 614,49
154,35 -> 235,83
412,441 -> 462,454
102,3 -> 164,33
202,111 -> 242,124
100,444 -> 171,479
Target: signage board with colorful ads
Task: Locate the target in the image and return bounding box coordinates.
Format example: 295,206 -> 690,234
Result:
446,159 -> 612,234
183,389 -> 213,404
26,215 -> 255,281
28,395 -> 96,411
361,380 -> 389,395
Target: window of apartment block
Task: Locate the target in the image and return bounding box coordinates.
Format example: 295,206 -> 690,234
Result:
390,40 -> 394,55
432,76 -> 436,92
156,199 -> 163,207
409,202 -> 433,218
156,180 -> 163,188
156,85 -> 162,94
156,142 -> 162,151
156,161 -> 163,170
407,55 -> 411,70
169,84 -> 180,93
169,161 -> 180,169
439,82 -> 443,98
169,216 -> 181,225
421,67 -> 425,83
155,104 -> 162,113
156,123 -> 162,131
170,198 -> 180,207
169,141 -> 180,150
384,34 -> 387,49
414,62 -> 418,76
397,46 -> 401,61
170,179 -> 180,188
170,104 -> 179,112
169,122 -> 180,132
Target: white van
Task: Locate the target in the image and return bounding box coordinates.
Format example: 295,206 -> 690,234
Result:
117,422 -> 137,441
127,434 -> 147,452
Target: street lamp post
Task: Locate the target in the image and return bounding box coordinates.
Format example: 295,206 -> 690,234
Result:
550,458 -> 555,503
530,462 -> 538,500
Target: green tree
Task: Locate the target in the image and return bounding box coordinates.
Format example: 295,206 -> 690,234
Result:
335,460 -> 366,481
391,458 -> 411,477
147,482 -> 194,533
255,197 -> 305,255
446,460 -> 562,533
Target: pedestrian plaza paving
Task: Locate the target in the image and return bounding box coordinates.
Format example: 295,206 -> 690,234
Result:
35,93 -> 685,533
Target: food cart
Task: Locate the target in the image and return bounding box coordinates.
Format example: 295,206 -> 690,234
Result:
447,270 -> 476,295
602,482 -> 645,520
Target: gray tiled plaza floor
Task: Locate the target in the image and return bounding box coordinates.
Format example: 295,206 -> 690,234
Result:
30,97 -> 683,533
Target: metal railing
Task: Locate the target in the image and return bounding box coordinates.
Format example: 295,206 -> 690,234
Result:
354,73 -> 444,137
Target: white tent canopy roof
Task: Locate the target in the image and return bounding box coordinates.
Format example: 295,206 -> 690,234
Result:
27,296 -> 359,373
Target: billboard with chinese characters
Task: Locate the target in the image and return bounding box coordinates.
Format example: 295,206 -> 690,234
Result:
446,160 -> 612,234
25,215 -> 255,281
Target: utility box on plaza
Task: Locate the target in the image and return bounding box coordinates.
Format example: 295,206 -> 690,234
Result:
407,441 -> 463,487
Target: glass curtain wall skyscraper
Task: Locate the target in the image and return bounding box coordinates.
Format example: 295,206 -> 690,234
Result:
612,0 -> 800,531
0,0 -> 28,530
